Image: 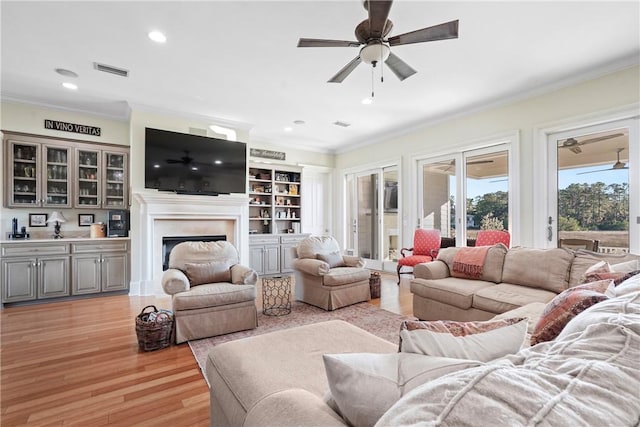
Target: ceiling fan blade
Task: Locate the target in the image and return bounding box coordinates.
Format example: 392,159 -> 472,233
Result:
328,56 -> 362,83
384,52 -> 416,81
297,38 -> 361,48
578,133 -> 624,146
388,19 -> 459,46
569,146 -> 582,154
468,160 -> 494,165
368,0 -> 394,39
577,168 -> 614,175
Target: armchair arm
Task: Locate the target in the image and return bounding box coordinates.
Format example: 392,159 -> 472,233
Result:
342,255 -> 365,268
161,268 -> 190,295
231,264 -> 258,285
292,258 -> 330,276
400,247 -> 414,258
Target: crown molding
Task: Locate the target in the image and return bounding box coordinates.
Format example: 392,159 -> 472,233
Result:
0,94 -> 131,122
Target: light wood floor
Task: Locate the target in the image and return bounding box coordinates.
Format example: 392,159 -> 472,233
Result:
0,272 -> 413,426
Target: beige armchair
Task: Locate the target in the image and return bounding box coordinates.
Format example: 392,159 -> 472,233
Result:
161,241 -> 258,343
291,236 -> 371,311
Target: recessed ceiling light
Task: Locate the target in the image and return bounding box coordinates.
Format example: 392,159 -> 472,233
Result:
191,166 -> 198,171
148,31 -> 167,43
55,68 -> 78,78
293,120 -> 306,125
284,127 -> 293,132
361,98 -> 373,105
62,82 -> 78,90
214,160 -> 222,165
153,164 -> 160,168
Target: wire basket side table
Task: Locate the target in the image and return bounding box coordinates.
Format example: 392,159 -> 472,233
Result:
262,275 -> 292,316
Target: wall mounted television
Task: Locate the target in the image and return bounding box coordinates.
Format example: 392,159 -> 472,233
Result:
145,127 -> 247,195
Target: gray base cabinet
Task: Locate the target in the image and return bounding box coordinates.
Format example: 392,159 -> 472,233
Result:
249,234 -> 308,276
1,239 -> 129,305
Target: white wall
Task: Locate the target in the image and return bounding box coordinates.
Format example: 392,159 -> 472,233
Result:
334,65 -> 640,251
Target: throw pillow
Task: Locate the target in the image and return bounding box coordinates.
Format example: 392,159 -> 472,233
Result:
399,319 -> 527,362
398,317 -> 526,351
611,259 -> 640,273
322,352 -> 481,427
578,260 -> 611,283
530,279 -> 613,346
317,250 -> 346,268
183,260 -> 232,285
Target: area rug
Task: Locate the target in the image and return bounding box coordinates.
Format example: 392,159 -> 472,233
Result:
188,302 -> 414,381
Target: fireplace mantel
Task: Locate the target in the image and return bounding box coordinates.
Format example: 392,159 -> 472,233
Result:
131,190 -> 249,295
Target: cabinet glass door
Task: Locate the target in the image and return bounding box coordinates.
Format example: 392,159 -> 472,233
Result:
9,141 -> 39,206
43,145 -> 71,207
76,148 -> 101,207
103,151 -> 127,208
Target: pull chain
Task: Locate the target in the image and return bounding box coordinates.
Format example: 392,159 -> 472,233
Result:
380,44 -> 384,83
371,64 -> 375,98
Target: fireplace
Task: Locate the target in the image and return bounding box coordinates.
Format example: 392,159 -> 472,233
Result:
131,191 -> 250,295
162,234 -> 226,270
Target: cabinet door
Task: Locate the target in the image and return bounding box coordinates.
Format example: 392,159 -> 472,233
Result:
280,244 -> 298,273
249,246 -> 265,275
6,140 -> 41,207
263,245 -> 281,275
1,258 -> 37,302
103,151 -> 128,208
75,148 -> 101,208
72,255 -> 101,294
42,144 -> 71,208
38,256 -> 70,298
101,253 -> 129,292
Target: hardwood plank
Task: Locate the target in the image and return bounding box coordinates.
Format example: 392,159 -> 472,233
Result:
0,272 -> 413,426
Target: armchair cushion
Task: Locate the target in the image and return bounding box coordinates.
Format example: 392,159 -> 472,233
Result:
172,283 -> 256,311
162,268 -> 190,295
323,267 -> 370,287
317,251 -> 346,268
297,236 -> 341,259
183,260 -> 232,286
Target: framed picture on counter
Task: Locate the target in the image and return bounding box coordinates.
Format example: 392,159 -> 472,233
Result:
78,214 -> 94,227
29,213 -> 48,227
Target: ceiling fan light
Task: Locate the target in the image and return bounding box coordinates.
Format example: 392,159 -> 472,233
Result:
360,43 -> 390,65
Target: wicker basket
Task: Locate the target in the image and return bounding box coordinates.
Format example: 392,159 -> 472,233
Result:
369,272 -> 381,299
135,305 -> 174,351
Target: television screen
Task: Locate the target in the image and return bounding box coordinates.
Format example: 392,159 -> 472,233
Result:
145,128 -> 247,195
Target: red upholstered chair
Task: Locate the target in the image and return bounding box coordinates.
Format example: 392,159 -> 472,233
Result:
397,229 -> 441,284
475,230 -> 511,247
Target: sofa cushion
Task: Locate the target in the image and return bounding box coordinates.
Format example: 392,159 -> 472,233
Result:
172,283 -> 255,311
297,236 -> 341,260
410,278 -> 496,310
323,352 -> 480,427
530,280 -> 613,346
183,260 -> 232,285
323,267 -> 370,287
472,283 -> 557,314
501,247 -> 573,293
436,244 -> 508,283
399,318 -> 527,362
568,249 -> 640,287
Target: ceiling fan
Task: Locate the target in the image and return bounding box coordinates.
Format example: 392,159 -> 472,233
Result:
297,0 -> 459,83
435,159 -> 493,172
166,150 -> 205,170
560,133 -> 624,154
577,148 -> 628,175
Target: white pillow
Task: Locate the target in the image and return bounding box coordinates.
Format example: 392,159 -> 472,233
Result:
399,319 -> 527,362
615,274 -> 640,297
322,352 -> 481,427
611,259 -> 640,273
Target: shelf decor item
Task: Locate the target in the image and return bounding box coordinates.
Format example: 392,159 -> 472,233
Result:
78,213 -> 94,226
29,213 -> 48,227
46,211 -> 67,239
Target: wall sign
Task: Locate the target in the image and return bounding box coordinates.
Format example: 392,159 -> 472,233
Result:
250,148 -> 286,161
44,119 -> 101,136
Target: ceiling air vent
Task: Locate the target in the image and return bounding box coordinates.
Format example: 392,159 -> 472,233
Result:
93,62 -> 129,77
333,121 -> 351,128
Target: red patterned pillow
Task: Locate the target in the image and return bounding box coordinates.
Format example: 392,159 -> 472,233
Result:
399,317 -> 526,351
530,279 -> 613,346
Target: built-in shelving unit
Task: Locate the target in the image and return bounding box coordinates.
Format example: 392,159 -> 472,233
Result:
248,166 -> 302,235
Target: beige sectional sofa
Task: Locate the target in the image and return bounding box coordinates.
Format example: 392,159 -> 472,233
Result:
205,276 -> 640,426
411,245 -> 640,321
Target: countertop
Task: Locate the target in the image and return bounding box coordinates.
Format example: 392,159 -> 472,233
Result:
1,237 -> 130,244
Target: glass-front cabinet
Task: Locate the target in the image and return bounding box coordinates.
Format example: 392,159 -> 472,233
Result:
103,151 -> 127,208
6,138 -> 71,208
76,148 -> 101,208
75,147 -> 128,209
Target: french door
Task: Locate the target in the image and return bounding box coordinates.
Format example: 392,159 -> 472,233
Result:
546,119 -> 638,253
346,166 -> 399,271
417,144 -> 512,246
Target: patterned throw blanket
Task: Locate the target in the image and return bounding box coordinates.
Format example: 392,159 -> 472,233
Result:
451,246 -> 490,279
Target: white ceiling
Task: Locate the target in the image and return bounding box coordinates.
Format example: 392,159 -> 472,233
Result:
1,1 -> 639,153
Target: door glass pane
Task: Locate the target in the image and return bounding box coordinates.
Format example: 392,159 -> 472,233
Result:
465,151 -> 509,241
383,168 -> 398,262
421,159 -> 456,238
556,130 -> 629,253
357,173 -> 379,259
45,147 -> 69,205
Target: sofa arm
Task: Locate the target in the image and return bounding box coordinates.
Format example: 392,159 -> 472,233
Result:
292,258 -> 330,276
244,389 -> 345,427
161,268 -> 190,295
342,255 -> 365,268
413,260 -> 450,280
231,264 -> 258,285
